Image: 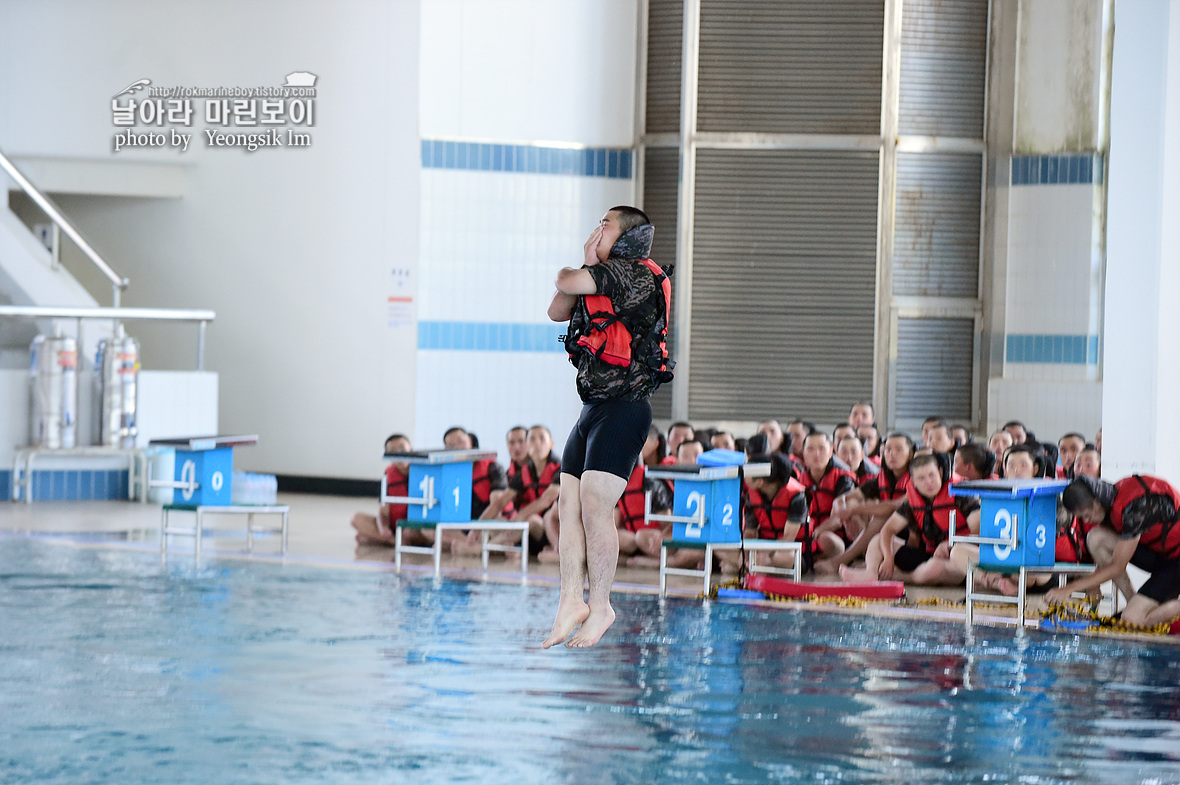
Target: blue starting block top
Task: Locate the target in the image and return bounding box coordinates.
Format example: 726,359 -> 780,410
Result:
383,448 -> 498,523
647,462 -> 771,543
383,448 -> 497,464
949,478 -> 1070,499
950,478 -> 1069,568
148,434 -> 259,507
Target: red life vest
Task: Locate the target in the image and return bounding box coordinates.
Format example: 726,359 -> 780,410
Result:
906,480 -> 969,554
1110,475 -> 1180,560
518,457 -> 561,508
1055,516 -> 1090,563
617,464 -> 660,533
471,459 -> 498,505
747,478 -> 808,543
801,462 -> 856,528
567,258 -> 673,382
384,464 -> 409,523
865,467 -> 910,501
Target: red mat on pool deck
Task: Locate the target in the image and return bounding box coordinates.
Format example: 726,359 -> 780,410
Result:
744,572 -> 906,600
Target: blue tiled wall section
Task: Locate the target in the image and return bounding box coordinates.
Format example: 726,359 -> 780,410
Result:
421,139 -> 632,179
1006,334 -> 1099,364
1010,154 -> 1104,186
418,321 -> 566,353
6,469 -> 131,502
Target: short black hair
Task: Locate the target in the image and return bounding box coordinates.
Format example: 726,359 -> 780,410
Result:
443,426 -> 468,442
506,425 -> 527,436
1062,478 -> 1097,514
1003,443 -> 1044,474
668,421 -> 694,436
923,415 -> 944,426
1059,432 -> 1086,445
384,433 -> 410,449
608,205 -> 651,234
1003,420 -> 1027,432
955,442 -> 995,477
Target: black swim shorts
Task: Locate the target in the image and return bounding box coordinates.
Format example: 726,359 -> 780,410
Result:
894,545 -> 933,574
1130,544 -> 1180,603
561,399 -> 652,481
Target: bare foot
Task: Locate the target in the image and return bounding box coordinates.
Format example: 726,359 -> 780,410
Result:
566,605 -> 616,648
352,518 -> 396,547
838,564 -> 870,584
537,547 -> 560,565
626,555 -> 660,568
451,538 -> 484,556
542,597 -> 589,649
812,559 -> 840,576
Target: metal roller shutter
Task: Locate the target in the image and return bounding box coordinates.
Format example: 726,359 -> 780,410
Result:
893,151 -> 982,298
697,0 -> 885,135
899,0 -> 988,138
689,149 -> 879,421
642,147 -> 680,420
646,0 -> 684,135
895,317 -> 974,420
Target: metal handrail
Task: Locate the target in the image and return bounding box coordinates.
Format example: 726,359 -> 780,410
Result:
0,147 -> 129,305
0,305 -> 215,370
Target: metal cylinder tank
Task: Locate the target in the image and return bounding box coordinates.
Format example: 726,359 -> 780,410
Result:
29,331 -> 78,449
95,323 -> 139,449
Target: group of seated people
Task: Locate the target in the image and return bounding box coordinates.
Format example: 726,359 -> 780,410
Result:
350,404 -> 1180,628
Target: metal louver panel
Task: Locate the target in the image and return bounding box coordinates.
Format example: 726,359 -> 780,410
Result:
697,0 -> 885,135
646,0 -> 683,135
895,317 -> 973,420
689,150 -> 878,421
899,0 -> 987,138
893,151 -> 982,298
642,148 -> 680,420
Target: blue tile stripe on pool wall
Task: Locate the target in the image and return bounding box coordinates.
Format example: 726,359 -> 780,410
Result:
418,321 -> 566,353
1010,154 -> 1104,186
421,139 -> 632,179
1005,334 -> 1099,364
0,469 -> 131,502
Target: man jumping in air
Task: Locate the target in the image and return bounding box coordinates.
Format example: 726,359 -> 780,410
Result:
541,206 -> 673,649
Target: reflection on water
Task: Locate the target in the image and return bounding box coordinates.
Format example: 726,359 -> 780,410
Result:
0,538 -> 1178,785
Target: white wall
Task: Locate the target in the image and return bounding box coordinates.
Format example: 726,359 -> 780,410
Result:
986,0 -> 1107,447
416,0 -> 638,462
1103,0 -> 1180,480
0,0 -> 420,479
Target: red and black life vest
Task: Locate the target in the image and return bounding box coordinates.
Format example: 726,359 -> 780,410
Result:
617,464 -> 659,533
865,467 -> 910,502
384,464 -> 409,523
748,478 -> 808,543
518,457 -> 561,509
906,480 -> 970,554
471,459 -> 498,505
564,258 -> 674,383
1110,475 -> 1180,560
1055,516 -> 1090,564
801,462 -> 856,528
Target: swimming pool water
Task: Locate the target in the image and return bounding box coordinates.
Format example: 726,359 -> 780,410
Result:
1,537 -> 1178,785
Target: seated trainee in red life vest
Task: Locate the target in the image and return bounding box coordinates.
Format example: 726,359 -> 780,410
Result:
661,422 -> 694,465
797,433 -> 857,572
482,424 -> 558,561
676,439 -> 705,465
826,433 -> 915,572
1073,445 -> 1101,479
987,430 -> 1014,477
953,442 -> 997,482
924,419 -> 958,457
858,424 -> 883,467
1047,474 -> 1180,627
840,451 -> 980,586
837,434 -> 879,484
800,431 -> 858,543
616,427 -> 675,568
1056,432 -> 1086,480
710,430 -> 736,452
351,434 -> 413,548
738,452 -> 820,573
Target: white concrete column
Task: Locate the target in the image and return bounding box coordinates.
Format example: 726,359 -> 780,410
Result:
1103,0 -> 1180,480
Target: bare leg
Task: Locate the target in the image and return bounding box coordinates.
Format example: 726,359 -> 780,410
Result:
1124,594 -> 1180,627
828,513 -> 886,570
352,512 -> 397,547
810,532 -> 846,574
1087,526 -> 1136,602
839,533 -> 891,583
543,474 -> 590,648
567,470 -> 628,647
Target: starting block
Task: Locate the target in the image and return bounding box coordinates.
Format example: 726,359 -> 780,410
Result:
648,462 -> 798,596
149,435 -> 259,507
949,478 -> 1095,628
385,448 -> 529,577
